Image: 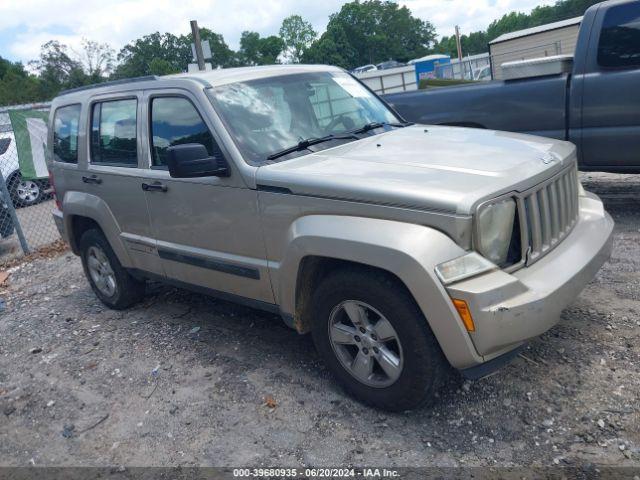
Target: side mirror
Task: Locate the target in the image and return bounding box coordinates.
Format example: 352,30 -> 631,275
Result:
167,143 -> 229,178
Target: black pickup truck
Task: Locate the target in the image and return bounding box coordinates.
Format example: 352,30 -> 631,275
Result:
386,0 -> 640,173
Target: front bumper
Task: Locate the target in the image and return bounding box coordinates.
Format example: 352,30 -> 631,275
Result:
447,192 -> 613,359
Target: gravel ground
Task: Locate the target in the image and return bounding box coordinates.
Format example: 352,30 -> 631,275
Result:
0,199 -> 60,265
15,199 -> 60,250
0,173 -> 638,468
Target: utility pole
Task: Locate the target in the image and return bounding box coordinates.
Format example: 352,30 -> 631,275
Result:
455,25 -> 463,62
190,20 -> 206,71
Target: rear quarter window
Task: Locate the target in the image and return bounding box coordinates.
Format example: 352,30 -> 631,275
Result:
53,104 -> 81,163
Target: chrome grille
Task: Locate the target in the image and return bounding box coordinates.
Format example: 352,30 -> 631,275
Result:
518,166 -> 579,265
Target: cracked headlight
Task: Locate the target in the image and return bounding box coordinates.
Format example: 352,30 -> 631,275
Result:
435,252 -> 496,285
475,198 -> 517,266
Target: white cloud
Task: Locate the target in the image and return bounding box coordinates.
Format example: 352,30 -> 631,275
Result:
0,0 -> 555,64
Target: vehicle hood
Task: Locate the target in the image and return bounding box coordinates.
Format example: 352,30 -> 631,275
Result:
256,125 -> 576,214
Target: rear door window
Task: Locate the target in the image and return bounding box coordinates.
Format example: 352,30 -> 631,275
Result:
53,104 -> 81,163
598,3 -> 640,68
91,99 -> 138,167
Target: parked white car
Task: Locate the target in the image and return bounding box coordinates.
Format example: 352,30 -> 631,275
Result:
0,131 -> 49,207
352,64 -> 377,74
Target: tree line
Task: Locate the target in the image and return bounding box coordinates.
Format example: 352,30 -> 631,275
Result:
0,0 -> 604,106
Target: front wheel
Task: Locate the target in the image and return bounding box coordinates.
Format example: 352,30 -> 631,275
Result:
311,267 -> 449,411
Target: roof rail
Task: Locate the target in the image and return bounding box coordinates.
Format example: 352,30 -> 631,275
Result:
58,75 -> 160,96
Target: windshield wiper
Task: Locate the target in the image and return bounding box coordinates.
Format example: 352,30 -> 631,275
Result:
265,121 -> 414,161
267,134 -> 359,161
349,121 -> 414,135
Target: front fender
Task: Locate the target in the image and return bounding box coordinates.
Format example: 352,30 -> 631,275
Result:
275,215 -> 483,369
62,191 -> 132,267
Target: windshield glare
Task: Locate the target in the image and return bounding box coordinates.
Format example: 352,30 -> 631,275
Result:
207,72 -> 399,165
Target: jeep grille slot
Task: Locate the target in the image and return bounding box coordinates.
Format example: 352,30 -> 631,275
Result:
519,165 -> 579,266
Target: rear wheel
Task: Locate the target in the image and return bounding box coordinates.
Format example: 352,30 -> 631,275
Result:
311,267 -> 449,411
79,229 -> 145,309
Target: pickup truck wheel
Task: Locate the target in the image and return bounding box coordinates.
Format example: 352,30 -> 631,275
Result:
79,229 -> 145,310
311,268 -> 448,411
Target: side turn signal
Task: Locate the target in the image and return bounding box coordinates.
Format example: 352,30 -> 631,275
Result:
452,299 -> 475,332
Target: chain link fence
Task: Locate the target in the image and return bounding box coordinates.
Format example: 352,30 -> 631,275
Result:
434,54 -> 492,81
0,102 -> 61,266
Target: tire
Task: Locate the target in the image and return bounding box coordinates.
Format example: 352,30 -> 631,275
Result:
79,228 -> 145,310
311,267 -> 449,411
8,172 -> 42,208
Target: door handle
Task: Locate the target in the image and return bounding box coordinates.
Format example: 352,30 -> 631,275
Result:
82,175 -> 102,184
141,181 -> 168,192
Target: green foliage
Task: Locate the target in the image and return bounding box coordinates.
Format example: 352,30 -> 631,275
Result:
303,0 -> 435,69
279,15 -> 317,63
113,28 -> 236,78
238,31 -> 262,65
26,39 -> 115,99
259,36 -> 286,65
238,31 -> 284,65
0,56 -> 45,106
148,58 -> 181,76
76,39 -> 115,78
113,32 -> 189,78
29,40 -> 82,98
304,23 -> 358,68
432,31 -> 490,58
0,56 -> 29,80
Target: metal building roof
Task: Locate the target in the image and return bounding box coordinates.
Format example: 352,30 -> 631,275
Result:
489,16 -> 583,45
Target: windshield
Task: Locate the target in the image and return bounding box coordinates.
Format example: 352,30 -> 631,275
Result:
207,71 -> 400,165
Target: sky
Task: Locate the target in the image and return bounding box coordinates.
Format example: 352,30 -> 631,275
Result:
0,0 -> 555,65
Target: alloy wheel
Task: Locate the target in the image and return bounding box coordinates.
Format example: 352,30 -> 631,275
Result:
16,179 -> 40,204
328,300 -> 404,388
87,246 -> 117,297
